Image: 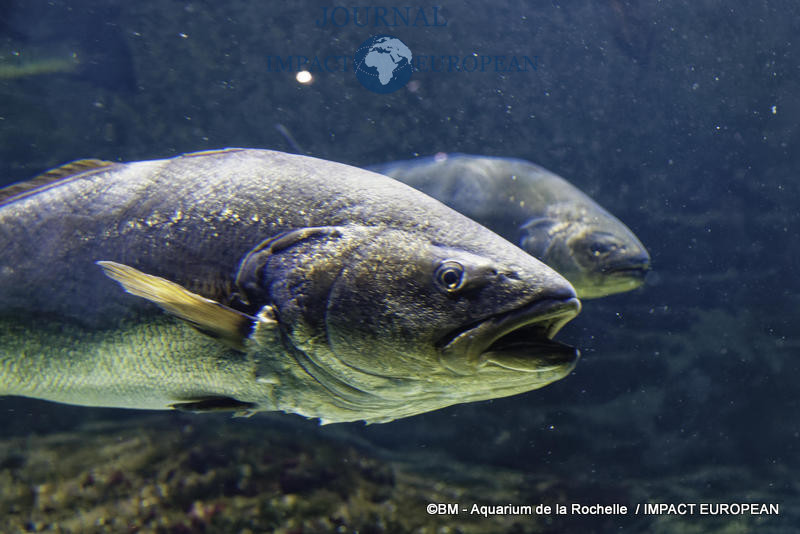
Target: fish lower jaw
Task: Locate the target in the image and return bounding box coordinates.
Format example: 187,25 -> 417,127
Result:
577,269 -> 648,298
439,297 -> 581,375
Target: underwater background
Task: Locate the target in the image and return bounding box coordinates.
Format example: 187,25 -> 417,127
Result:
1,0 -> 798,532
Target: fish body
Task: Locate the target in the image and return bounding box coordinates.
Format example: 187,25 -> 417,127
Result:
369,154 -> 650,299
0,149 -> 580,423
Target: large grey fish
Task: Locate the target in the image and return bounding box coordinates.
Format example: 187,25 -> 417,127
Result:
0,149 -> 581,424
368,154 -> 650,299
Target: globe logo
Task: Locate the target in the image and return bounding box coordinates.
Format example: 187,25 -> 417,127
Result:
353,35 -> 413,94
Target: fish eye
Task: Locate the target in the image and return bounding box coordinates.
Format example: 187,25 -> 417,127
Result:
590,242 -> 618,256
434,260 -> 466,293
583,233 -> 622,258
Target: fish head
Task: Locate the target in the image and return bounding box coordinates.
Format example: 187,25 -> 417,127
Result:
236,224 -> 581,419
520,203 -> 650,299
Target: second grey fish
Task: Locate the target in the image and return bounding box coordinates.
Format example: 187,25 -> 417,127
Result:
369,154 -> 650,299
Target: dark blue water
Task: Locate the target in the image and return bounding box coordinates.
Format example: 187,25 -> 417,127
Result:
1,1 -> 797,532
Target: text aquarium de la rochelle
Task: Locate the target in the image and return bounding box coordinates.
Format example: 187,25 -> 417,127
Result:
265,5 -> 537,74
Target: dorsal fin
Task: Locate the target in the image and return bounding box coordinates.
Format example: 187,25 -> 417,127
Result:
0,159 -> 115,205
181,148 -> 245,158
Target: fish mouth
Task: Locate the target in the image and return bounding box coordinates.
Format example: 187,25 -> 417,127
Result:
440,297 -> 581,375
601,255 -> 651,280
605,265 -> 649,280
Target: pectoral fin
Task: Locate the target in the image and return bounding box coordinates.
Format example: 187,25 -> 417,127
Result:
170,396 -> 257,416
97,260 -> 255,350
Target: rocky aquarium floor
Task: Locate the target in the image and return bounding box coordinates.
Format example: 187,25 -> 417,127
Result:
0,412 -> 793,534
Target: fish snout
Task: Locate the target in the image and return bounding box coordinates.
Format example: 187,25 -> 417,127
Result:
601,249 -> 651,280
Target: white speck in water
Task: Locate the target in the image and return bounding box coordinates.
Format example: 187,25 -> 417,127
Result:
771,105 -> 777,114
296,70 -> 312,84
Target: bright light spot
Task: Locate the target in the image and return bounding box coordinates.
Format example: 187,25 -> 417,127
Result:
296,70 -> 313,84
771,105 -> 777,114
